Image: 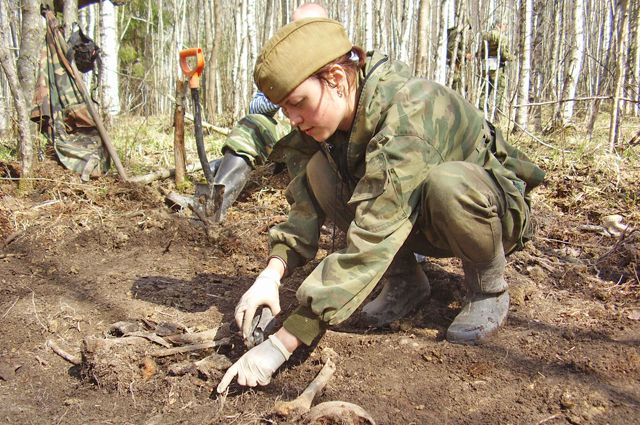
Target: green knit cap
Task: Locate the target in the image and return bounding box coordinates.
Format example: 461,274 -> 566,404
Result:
254,18 -> 352,104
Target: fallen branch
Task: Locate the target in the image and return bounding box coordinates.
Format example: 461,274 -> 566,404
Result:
150,337 -> 231,358
513,95 -> 640,108
184,113 -> 231,136
128,162 -> 203,185
47,339 -> 81,365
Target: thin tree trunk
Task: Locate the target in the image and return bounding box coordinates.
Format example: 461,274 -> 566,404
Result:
0,80 -> 7,137
560,0 -> 585,125
632,0 -> 640,117
551,0 -> 564,122
99,0 -> 120,116
398,0 -> 414,64
173,79 -> 186,187
0,0 -> 33,190
414,0 -> 428,76
363,0 -> 374,51
435,0 -> 450,84
586,0 -> 613,137
530,0 -> 545,132
63,0 -> 78,37
514,0 -> 533,132
17,0 -> 43,107
609,0 -> 631,152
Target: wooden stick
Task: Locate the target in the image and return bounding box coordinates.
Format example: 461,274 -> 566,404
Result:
47,339 -> 81,365
128,162 -> 203,184
150,337 -> 230,358
183,113 -> 231,135
173,79 -> 187,186
513,95 -> 640,108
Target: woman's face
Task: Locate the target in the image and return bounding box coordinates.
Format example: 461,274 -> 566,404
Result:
280,68 -> 353,142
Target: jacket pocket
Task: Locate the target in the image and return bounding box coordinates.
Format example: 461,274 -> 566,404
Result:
348,151 -> 408,232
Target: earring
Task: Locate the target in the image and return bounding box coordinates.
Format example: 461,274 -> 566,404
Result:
337,88 -> 343,98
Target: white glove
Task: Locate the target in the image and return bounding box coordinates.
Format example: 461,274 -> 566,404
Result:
217,335 -> 291,392
235,268 -> 281,340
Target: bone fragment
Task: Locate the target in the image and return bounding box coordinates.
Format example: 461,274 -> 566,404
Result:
47,339 -> 81,365
303,401 -> 376,424
150,337 -> 230,357
273,347 -> 337,418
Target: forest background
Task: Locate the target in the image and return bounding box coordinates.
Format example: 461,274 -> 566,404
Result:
0,0 -> 639,186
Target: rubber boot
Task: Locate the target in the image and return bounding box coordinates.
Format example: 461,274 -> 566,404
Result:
446,248 -> 510,345
360,249 -> 431,326
211,151 -> 252,222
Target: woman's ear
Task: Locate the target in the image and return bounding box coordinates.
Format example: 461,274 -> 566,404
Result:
326,64 -> 348,89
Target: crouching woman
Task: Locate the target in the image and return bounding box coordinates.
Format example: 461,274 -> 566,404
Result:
218,18 -> 544,392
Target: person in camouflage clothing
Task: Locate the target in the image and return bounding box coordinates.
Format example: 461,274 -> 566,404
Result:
218,18 -> 544,392
479,23 -> 513,115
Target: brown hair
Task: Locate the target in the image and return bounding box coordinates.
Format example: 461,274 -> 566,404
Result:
312,46 -> 366,93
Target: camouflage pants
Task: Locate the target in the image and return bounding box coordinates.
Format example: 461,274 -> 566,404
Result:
222,113 -> 292,168
306,151 -> 530,265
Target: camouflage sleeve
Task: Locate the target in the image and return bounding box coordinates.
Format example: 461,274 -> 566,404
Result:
267,131 -> 324,272
222,114 -> 292,167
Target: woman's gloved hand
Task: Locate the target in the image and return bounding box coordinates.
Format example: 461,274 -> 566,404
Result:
217,334 -> 292,392
235,268 -> 282,340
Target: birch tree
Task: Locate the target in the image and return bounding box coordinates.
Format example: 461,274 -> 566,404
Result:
363,0 -> 374,51
0,0 -> 33,189
414,0 -> 428,76
609,0 -> 631,151
63,0 -> 79,36
514,0 -> 533,132
0,80 -> 7,137
434,0 -> 451,84
632,1 -> 640,117
559,0 -> 585,126
99,0 -> 120,115
232,0 -> 249,117
586,0 -> 613,137
17,0 -> 43,107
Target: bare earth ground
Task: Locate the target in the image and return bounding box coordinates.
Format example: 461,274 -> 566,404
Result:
0,148 -> 638,424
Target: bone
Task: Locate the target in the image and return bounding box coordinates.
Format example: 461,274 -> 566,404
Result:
303,401 -> 376,424
273,347 -> 338,418
47,339 -> 81,365
150,337 -> 231,357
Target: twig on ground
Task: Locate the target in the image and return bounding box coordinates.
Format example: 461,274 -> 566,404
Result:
47,339 -> 81,365
150,337 -> 231,357
536,413 -> 564,424
1,297 -> 19,321
30,290 -> 48,331
2,231 -> 22,248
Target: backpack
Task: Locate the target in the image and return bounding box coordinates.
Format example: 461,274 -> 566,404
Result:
66,26 -> 100,73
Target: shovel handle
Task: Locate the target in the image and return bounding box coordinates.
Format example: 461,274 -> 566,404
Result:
179,48 -> 205,88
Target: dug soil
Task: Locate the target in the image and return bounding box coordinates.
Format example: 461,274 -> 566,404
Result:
0,156 -> 638,425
